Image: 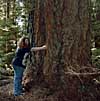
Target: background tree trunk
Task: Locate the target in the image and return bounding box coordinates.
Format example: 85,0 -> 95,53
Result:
24,0 -> 46,85
6,0 -> 10,19
33,0 -> 46,83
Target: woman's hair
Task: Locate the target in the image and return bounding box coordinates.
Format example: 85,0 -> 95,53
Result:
17,36 -> 30,48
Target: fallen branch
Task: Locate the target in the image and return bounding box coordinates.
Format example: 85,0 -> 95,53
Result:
0,75 -> 12,80
0,79 -> 11,86
65,72 -> 100,76
65,72 -> 100,82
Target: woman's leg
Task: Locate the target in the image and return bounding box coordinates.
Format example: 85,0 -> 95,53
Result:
13,65 -> 24,96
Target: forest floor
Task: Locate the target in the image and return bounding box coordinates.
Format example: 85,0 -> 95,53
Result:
0,77 -> 60,101
0,75 -> 100,101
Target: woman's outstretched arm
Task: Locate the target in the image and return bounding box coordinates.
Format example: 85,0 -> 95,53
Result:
31,45 -> 46,51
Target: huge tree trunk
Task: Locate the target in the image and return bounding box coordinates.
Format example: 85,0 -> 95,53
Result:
44,0 -> 91,76
43,0 -> 93,100
23,0 -> 100,100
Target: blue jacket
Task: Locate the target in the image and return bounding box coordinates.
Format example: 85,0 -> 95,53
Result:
12,47 -> 30,68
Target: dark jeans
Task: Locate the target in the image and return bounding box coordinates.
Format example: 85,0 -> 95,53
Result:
13,65 -> 24,96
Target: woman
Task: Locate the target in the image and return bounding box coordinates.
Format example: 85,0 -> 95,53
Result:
12,36 -> 46,96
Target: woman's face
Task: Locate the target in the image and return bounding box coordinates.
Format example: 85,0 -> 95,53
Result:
25,39 -> 29,46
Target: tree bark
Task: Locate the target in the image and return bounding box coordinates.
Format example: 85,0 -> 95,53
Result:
33,0 -> 46,83
23,0 -> 46,85
42,0 -> 93,100
44,0 -> 91,75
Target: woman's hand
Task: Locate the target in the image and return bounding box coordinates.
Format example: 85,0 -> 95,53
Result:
42,45 -> 46,49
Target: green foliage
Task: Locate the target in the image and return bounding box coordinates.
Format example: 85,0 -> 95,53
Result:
91,0 -> 100,68
1,52 -> 15,68
92,48 -> 100,68
91,0 -> 100,37
0,0 -> 28,70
